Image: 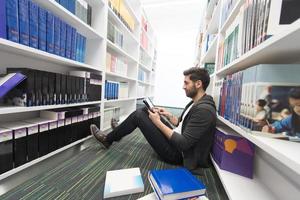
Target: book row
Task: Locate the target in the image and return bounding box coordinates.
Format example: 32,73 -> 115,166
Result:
55,0 -> 92,26
105,80 -> 129,100
106,52 -> 128,76
0,106 -> 100,174
108,0 -> 135,32
107,21 -> 124,48
1,68 -> 102,107
0,0 -> 87,63
217,0 -> 300,71
138,69 -> 147,82
214,64 -> 300,136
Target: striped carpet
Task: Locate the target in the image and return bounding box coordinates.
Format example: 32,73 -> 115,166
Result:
0,129 -> 228,200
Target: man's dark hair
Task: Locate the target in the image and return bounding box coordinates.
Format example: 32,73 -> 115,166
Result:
183,67 -> 210,91
288,87 -> 300,99
257,99 -> 267,107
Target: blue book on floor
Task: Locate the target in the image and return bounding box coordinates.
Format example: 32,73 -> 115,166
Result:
38,7 -> 47,51
18,0 -> 29,46
29,0 -> 38,48
148,168 -> 206,200
46,11 -> 54,54
0,73 -> 26,99
5,0 -> 19,42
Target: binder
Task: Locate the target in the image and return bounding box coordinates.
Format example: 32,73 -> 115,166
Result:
65,24 -> 72,58
60,74 -> 66,104
48,72 -> 55,105
0,0 -> 7,39
18,0 -> 29,46
22,121 -> 39,162
46,11 -> 54,54
59,21 -> 67,57
71,27 -> 77,60
55,73 -> 61,104
5,0 -> 19,42
48,121 -> 58,152
29,0 -> 38,48
66,75 -> 72,103
42,71 -> 49,105
53,16 -> 61,55
38,7 -> 47,51
0,127 -> 13,174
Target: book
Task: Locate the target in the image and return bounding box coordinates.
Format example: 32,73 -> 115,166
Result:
29,0 -> 38,48
53,16 -> 61,55
148,168 -> 206,200
6,0 -> 19,42
137,192 -> 157,200
18,0 -> 29,46
0,73 -> 26,99
38,7 -> 47,51
46,11 -> 54,54
60,21 -> 67,57
103,168 -> 144,198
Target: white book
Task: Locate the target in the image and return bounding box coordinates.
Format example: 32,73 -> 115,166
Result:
137,192 -> 157,200
103,168 -> 144,198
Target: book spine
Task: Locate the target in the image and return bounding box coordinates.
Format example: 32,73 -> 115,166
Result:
29,0 -> 38,48
18,0 -> 29,46
71,27 -> 77,60
0,0 -> 7,39
65,24 -> 72,59
82,35 -> 86,63
60,21 -> 66,57
6,0 -> 19,42
75,33 -> 80,62
46,11 -> 54,54
54,16 -> 61,55
38,7 -> 47,51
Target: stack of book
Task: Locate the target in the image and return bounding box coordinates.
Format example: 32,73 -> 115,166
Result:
107,21 -> 124,48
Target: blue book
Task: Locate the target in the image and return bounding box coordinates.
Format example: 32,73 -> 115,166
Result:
60,0 -> 68,10
68,0 -> 75,14
0,73 -> 26,99
75,33 -> 80,61
70,27 -> 76,60
6,0 -> 19,42
65,24 -> 72,58
46,11 -> 54,53
29,0 -> 38,48
148,168 -> 206,200
38,7 -> 47,51
59,20 -> 66,57
79,34 -> 83,62
82,35 -> 86,62
18,0 -> 29,46
0,0 -> 7,39
53,16 -> 60,55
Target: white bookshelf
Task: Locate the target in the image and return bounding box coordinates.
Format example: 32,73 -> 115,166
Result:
0,0 -> 156,177
197,0 -> 300,199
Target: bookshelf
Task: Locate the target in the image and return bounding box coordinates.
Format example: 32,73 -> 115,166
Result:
197,0 -> 300,199
0,0 -> 156,177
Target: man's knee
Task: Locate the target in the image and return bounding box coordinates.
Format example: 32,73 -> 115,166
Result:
135,107 -> 148,118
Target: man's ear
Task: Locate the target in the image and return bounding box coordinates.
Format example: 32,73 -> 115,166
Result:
195,80 -> 202,88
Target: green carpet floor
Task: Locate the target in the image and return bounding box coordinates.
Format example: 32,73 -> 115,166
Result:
0,129 -> 228,200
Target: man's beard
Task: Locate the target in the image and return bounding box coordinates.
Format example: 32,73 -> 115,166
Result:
186,86 -> 197,98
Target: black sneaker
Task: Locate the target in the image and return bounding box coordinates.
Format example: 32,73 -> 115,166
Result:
90,124 -> 111,149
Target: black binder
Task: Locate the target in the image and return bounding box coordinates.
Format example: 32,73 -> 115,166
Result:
0,128 -> 13,174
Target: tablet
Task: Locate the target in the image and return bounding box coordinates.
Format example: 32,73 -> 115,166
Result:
143,98 -> 155,112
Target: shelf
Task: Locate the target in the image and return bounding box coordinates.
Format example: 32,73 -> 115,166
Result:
139,63 -> 152,72
104,97 -> 137,103
0,101 -> 102,115
211,156 -> 277,200
107,39 -> 138,63
140,45 -> 153,60
108,8 -> 139,44
220,0 -> 245,34
0,39 -> 103,72
138,80 -> 152,86
216,19 -> 300,77
35,0 -> 103,40
0,135 -> 92,181
106,71 -> 136,82
218,116 -> 300,175
205,0 -> 217,19
206,0 -> 221,34
201,35 -> 218,63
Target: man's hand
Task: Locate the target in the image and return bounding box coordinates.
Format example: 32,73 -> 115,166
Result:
148,109 -> 173,139
148,109 -> 161,125
154,107 -> 170,117
262,125 -> 275,133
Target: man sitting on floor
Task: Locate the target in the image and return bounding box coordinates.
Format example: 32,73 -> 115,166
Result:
90,67 -> 216,171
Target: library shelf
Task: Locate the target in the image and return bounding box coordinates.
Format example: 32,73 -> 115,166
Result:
211,156 -> 277,200
218,116 -> 300,175
108,8 -> 139,44
103,97 -> 137,103
139,63 -> 152,72
205,0 -> 218,19
106,71 -> 137,82
0,135 -> 92,181
216,19 -> 300,77
0,39 -> 103,73
219,0 -> 245,34
106,39 -> 138,63
0,101 -> 102,115
206,0 -> 221,34
140,45 -> 153,61
35,0 -> 104,40
201,35 -> 218,63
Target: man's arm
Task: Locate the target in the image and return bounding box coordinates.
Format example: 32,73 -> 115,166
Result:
155,107 -> 179,126
148,110 -> 174,139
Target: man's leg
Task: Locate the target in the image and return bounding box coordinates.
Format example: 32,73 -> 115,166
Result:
104,108 -> 183,165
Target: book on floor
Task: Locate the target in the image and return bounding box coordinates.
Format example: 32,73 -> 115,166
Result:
103,167 -> 144,199
137,192 -> 209,200
148,168 -> 206,200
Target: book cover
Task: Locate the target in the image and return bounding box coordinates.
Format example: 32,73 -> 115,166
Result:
6,0 -> 19,42
54,16 -> 61,55
103,168 -> 144,199
18,0 -> 29,46
38,7 -> 47,51
46,11 -> 54,54
148,168 -> 206,200
29,0 -> 38,48
0,73 -> 26,99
